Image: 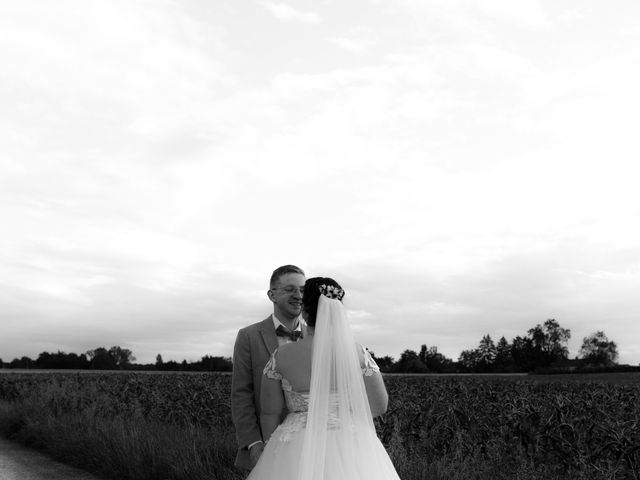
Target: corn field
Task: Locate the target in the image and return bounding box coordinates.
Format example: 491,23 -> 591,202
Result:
381,375 -> 640,479
0,371 -> 639,480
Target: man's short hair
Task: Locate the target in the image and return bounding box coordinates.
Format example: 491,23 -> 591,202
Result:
270,265 -> 305,288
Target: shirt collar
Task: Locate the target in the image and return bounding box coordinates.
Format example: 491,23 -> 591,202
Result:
272,313 -> 303,332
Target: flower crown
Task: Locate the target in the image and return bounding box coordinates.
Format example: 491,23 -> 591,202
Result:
319,284 -> 345,300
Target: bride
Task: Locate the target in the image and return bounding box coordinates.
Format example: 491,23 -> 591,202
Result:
247,276 -> 401,480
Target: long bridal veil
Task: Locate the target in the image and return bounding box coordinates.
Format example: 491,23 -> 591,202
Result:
298,295 -> 400,480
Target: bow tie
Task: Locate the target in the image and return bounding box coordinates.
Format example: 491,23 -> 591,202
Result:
276,325 -> 302,341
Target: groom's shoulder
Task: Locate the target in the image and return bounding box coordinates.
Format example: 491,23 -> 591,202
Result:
238,316 -> 272,335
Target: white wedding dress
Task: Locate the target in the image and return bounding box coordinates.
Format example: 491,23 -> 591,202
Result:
246,296 -> 401,480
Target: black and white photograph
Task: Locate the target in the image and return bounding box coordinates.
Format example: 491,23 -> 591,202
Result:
1,1 -> 639,479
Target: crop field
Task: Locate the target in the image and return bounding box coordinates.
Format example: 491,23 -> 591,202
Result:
1,371 -> 639,480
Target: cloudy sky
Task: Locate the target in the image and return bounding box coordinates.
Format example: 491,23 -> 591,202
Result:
2,0 -> 640,366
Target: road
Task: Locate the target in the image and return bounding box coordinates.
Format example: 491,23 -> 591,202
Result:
0,438 -> 102,480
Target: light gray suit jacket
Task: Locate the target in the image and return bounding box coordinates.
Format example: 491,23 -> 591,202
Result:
231,316 -> 305,470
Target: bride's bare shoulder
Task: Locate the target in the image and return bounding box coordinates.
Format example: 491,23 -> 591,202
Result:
277,340 -> 310,357
275,341 -> 311,367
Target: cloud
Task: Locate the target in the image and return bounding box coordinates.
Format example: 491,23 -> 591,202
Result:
2,0 -> 640,368
328,27 -> 377,54
397,0 -> 549,30
0,0 -> 229,169
0,253 -> 269,363
259,1 -> 321,23
473,0 -> 549,28
310,235 -> 640,363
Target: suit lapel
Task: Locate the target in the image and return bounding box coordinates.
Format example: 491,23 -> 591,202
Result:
259,316 -> 279,355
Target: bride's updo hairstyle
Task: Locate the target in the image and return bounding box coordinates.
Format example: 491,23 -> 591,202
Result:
302,277 -> 345,327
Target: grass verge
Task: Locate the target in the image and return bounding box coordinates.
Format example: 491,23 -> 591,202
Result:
0,396 -> 242,480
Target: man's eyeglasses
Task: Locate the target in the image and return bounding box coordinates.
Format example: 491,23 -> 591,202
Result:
272,286 -> 304,295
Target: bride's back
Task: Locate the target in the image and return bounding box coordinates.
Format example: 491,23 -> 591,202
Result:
271,338 -> 369,394
273,339 -> 313,392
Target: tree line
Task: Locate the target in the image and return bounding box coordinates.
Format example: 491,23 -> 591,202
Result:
0,319 -> 627,374
0,346 -> 232,372
370,319 -> 623,374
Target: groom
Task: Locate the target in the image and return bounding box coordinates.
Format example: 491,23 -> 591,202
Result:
231,264 -> 307,470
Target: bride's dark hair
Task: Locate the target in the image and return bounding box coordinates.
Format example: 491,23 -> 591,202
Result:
302,277 -> 345,327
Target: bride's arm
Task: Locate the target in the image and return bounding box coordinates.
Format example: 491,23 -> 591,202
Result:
358,345 -> 389,417
260,372 -> 285,441
363,369 -> 388,417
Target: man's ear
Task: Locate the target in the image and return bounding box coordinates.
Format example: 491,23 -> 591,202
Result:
267,289 -> 275,302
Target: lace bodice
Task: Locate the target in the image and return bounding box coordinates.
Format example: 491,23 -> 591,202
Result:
262,347 -> 380,442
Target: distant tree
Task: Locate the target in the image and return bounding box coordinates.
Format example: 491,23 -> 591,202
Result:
36,351 -> 53,368
86,347 -> 114,369
163,360 -> 180,371
458,349 -> 481,372
393,349 -> 429,373
493,336 -> 513,371
528,319 -> 571,366
0,357 -> 4,368
109,346 -> 135,368
155,354 -> 164,369
419,345 -> 454,373
23,356 -> 34,368
34,351 -> 88,369
9,356 -> 34,369
85,346 -> 134,370
369,352 -> 395,373
457,335 -> 497,372
66,352 -> 87,369
579,331 -> 619,366
510,336 -> 537,372
200,355 -> 233,372
477,334 -> 497,371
